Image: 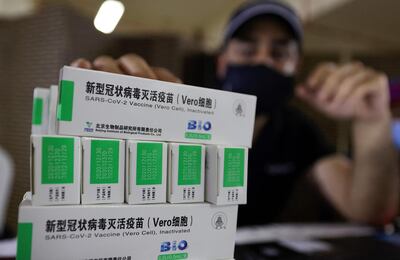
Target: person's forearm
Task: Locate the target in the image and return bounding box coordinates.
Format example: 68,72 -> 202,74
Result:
350,112 -> 399,224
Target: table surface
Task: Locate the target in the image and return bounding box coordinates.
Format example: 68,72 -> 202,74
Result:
235,223 -> 400,260
235,236 -> 400,260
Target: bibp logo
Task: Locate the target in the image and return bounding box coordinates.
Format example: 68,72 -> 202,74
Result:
160,240 -> 188,252
187,120 -> 212,131
185,120 -> 212,140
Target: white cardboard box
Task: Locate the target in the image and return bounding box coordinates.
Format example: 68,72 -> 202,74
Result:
31,135 -> 81,206
81,137 -> 125,204
56,66 -> 256,147
31,88 -> 50,135
17,192 -> 237,260
47,85 -> 58,135
126,140 -> 167,204
205,145 -> 248,205
168,143 -> 205,204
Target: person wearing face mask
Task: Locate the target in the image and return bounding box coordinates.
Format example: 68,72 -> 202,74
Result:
72,0 -> 399,226
216,1 -> 335,226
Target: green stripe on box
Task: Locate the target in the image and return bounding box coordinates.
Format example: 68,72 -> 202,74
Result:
184,132 -> 211,140
178,145 -> 202,185
57,80 -> 74,121
90,140 -> 120,184
42,137 -> 74,184
32,98 -> 43,125
136,142 -> 163,185
158,253 -> 188,260
16,223 -> 33,260
223,148 -> 245,187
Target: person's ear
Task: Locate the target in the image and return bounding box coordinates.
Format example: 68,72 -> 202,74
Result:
216,52 -> 228,79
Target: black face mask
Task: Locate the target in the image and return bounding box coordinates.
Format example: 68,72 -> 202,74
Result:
222,64 -> 294,114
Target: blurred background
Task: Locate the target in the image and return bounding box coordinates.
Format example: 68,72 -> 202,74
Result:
1,0 -> 400,237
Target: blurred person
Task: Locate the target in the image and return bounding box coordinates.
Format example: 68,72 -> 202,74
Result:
71,0 -> 399,226
0,146 -> 14,238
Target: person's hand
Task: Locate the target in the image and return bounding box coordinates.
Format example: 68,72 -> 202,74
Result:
296,62 -> 390,123
70,54 -> 182,83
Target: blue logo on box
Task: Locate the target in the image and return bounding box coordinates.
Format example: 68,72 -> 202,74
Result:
160,240 -> 188,252
187,120 -> 211,131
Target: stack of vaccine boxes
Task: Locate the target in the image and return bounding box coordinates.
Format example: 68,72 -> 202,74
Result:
17,66 -> 256,260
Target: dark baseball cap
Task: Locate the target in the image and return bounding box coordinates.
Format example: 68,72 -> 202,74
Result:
223,0 -> 303,45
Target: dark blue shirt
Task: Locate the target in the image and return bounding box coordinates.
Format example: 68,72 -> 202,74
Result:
238,106 -> 334,226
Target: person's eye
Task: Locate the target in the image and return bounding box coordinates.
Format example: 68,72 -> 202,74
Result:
238,45 -> 256,57
271,47 -> 289,60
271,40 -> 298,61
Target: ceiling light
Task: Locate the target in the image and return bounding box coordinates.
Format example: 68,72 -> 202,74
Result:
94,0 -> 125,34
